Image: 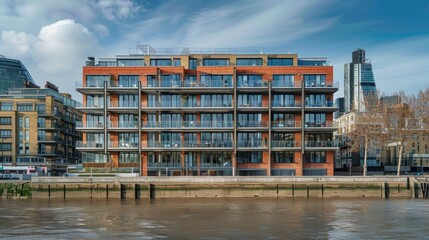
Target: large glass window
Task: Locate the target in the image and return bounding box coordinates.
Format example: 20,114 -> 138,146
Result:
305,151 -> 326,163
304,75 -> 326,87
238,113 -> 263,127
237,152 -> 262,163
268,58 -> 293,66
305,113 -> 327,127
201,94 -> 232,107
160,94 -> 181,107
150,59 -> 172,66
237,75 -> 263,87
201,113 -> 233,127
306,94 -> 328,107
86,75 -> 110,87
272,152 -> 295,163
119,133 -> 139,147
86,114 -> 104,127
160,74 -> 181,87
189,58 -> 197,70
173,58 -> 181,66
86,95 -> 104,107
201,152 -> 232,167
118,114 -> 137,128
272,133 -> 294,147
18,103 -> 33,112
118,94 -> 138,107
119,153 -> 139,163
0,117 -> 12,125
161,113 -> 182,128
201,132 -> 232,147
161,133 -> 181,147
236,58 -> 262,66
118,75 -> 139,87
117,59 -> 144,66
0,102 -> 13,111
203,58 -> 230,66
36,104 -> 46,114
238,132 -> 263,147
272,75 -> 294,87
272,94 -> 295,107
200,75 -> 232,87
272,113 -> 295,127
238,94 -> 262,107
0,130 -> 11,138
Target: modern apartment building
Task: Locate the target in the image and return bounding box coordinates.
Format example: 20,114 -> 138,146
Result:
76,45 -> 338,176
0,83 -> 82,175
344,49 -> 377,113
0,55 -> 39,91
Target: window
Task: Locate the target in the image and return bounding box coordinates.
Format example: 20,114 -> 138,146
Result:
201,94 -> 232,107
306,94 -> 328,107
273,94 -> 295,107
0,143 -> 12,151
189,58 -> 197,70
0,117 -> 12,125
272,152 -> 295,163
0,130 -> 11,138
87,95 -> 105,107
201,152 -> 232,167
201,132 -> 232,146
160,74 -> 181,87
36,104 -> 46,114
160,94 -> 181,107
304,75 -> 326,87
238,132 -> 263,147
237,75 -> 263,87
273,75 -> 294,87
272,133 -> 294,147
304,151 -> 326,163
25,143 -> 30,154
18,142 -> 24,154
25,130 -> 29,141
238,94 -> 262,107
161,113 -> 182,128
268,58 -> 293,66
272,113 -> 295,127
236,58 -> 262,66
150,59 -> 172,66
200,75 -> 232,87
119,153 -> 139,163
0,102 -> 13,111
118,75 -> 139,87
86,75 -> 110,87
18,103 -> 33,112
25,117 -> 29,128
305,113 -> 326,127
238,113 -> 263,127
37,117 -> 45,128
237,152 -> 262,163
117,59 -> 144,66
201,114 -> 233,128
19,130 -> 23,141
173,58 -> 181,66
118,95 -> 138,107
203,58 -> 230,66
118,133 -> 139,147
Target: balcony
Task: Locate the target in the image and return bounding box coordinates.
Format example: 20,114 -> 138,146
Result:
304,81 -> 339,93
304,121 -> 336,131
76,141 -> 104,150
142,121 -> 233,130
305,140 -> 338,149
148,162 -> 182,168
305,101 -> 336,112
109,121 -> 139,131
141,141 -> 233,150
144,102 -> 233,112
237,141 -> 267,149
271,121 -> 301,129
237,121 -> 268,129
271,141 -> 300,148
109,141 -> 139,150
76,121 -> 105,130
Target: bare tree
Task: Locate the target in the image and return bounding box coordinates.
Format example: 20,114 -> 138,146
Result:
347,97 -> 385,176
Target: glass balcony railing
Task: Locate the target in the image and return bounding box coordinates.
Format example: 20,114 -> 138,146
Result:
305,101 -> 334,107
200,161 -> 232,167
145,102 -> 233,108
109,101 -> 138,108
148,162 -> 182,168
271,121 -> 301,128
237,141 -> 266,148
142,121 -> 233,128
109,142 -> 139,148
237,81 -> 267,88
110,121 -> 138,128
272,101 -> 302,107
76,141 -> 104,148
237,101 -> 268,108
271,141 -> 300,148
237,121 -> 268,128
141,141 -> 233,148
305,141 -> 338,148
76,121 -> 104,128
304,121 -> 334,128
304,81 -> 339,88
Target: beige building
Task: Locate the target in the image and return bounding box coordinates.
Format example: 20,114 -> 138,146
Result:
0,84 -> 82,175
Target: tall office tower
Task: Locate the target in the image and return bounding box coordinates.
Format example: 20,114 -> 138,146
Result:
334,97 -> 345,119
0,56 -> 39,91
344,49 -> 377,112
76,45 -> 338,176
0,82 -> 82,175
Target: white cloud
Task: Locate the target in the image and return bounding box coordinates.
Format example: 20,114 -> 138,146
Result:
93,24 -> 110,37
95,0 -> 143,21
0,19 -> 100,99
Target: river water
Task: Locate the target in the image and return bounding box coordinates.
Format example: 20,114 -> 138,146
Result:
0,198 -> 428,239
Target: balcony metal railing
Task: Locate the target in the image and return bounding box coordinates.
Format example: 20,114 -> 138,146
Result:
304,81 -> 339,88
142,141 -> 233,149
142,121 -> 233,128
272,101 -> 302,107
76,121 -> 105,128
271,121 -> 301,128
305,101 -> 334,107
148,162 -> 182,168
145,102 -> 233,108
76,141 -> 104,148
237,82 -> 267,88
237,141 -> 266,148
305,141 -> 338,148
237,101 -> 268,108
304,121 -> 334,128
237,121 -> 268,128
200,162 -> 232,167
271,141 -> 300,148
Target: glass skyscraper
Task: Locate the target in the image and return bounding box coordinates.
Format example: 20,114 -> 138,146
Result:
0,56 -> 38,91
344,49 -> 377,112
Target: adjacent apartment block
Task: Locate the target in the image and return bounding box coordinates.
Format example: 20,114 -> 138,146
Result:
76,45 -> 338,176
0,83 -> 82,175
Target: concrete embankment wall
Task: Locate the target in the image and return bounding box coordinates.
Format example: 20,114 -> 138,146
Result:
27,176 -> 426,199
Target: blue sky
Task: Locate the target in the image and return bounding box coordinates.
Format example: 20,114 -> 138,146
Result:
1,0 -> 428,99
